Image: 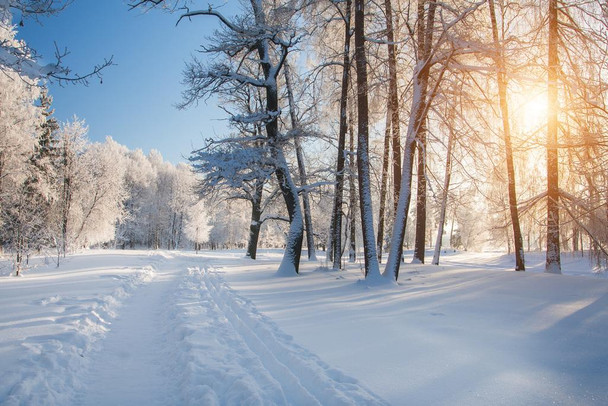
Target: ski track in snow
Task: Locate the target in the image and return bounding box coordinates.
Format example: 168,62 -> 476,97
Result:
76,256 -> 181,405
2,252 -> 387,405
169,264 -> 388,406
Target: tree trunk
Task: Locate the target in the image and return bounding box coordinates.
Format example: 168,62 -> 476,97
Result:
384,0 -> 436,280
546,0 -> 561,274
377,103 -> 392,262
284,61 -> 317,261
413,120 -> 427,263
489,0 -> 525,271
330,0 -> 352,270
251,0 -> 304,275
412,0 -> 436,265
384,0 -> 401,212
354,0 -> 381,278
348,117 -> 357,263
246,180 -> 264,259
432,122 -> 453,265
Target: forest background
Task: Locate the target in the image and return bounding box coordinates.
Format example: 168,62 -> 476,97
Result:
2,0 -> 608,279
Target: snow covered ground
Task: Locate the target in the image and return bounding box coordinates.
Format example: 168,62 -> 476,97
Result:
1,249 -> 607,405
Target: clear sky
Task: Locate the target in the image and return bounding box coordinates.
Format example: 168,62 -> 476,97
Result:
16,0 -> 236,164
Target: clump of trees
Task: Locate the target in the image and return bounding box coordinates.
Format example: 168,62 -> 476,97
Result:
132,0 -> 608,279
5,0 -> 608,279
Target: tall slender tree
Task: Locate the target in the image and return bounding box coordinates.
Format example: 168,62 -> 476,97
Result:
354,0 -> 381,278
546,0 -> 561,273
329,0 -> 352,270
488,0 -> 525,271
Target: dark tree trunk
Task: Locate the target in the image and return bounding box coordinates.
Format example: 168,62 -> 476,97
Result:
330,0 -> 352,270
252,0 -> 304,275
354,0 -> 380,277
284,62 -> 317,261
246,180 -> 264,260
384,0 -> 401,212
384,0 -> 436,280
546,0 -> 561,274
489,0 -> 525,271
413,121 -> 427,263
412,0 -> 436,264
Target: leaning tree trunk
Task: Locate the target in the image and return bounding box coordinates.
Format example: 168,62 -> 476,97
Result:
432,120 -> 454,265
384,0 -> 436,280
546,0 -> 561,274
329,0 -> 352,270
489,0 -> 525,271
284,61 -> 317,261
354,0 -> 381,278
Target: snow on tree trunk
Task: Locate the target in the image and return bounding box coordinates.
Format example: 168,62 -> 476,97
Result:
284,62 -> 316,262
354,0 -> 381,280
348,120 -> 357,263
384,0 -> 436,280
274,149 -> 304,276
330,0 -> 352,270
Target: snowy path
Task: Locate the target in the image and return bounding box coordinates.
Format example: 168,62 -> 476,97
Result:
61,255 -> 387,405
168,265 -> 388,406
77,261 -> 182,405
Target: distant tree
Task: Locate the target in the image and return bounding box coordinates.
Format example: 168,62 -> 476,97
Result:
190,140 -> 277,259
54,116 -> 88,256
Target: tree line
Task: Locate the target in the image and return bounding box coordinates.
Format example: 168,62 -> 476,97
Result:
3,0 -> 608,279
131,0 -> 608,279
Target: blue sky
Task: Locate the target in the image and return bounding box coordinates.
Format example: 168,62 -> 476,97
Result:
17,0 -> 236,163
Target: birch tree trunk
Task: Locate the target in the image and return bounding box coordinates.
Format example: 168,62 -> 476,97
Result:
377,103 -> 392,262
432,120 -> 453,265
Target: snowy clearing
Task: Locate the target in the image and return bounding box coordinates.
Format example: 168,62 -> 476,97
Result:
1,249 -> 607,405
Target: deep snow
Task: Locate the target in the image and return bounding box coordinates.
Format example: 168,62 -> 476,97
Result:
1,249 -> 607,405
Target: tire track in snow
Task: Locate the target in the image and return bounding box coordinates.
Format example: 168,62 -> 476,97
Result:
174,265 -> 388,406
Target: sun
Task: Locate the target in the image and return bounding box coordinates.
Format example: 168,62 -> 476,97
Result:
519,92 -> 548,134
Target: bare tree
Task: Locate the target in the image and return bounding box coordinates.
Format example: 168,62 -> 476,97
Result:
133,0 -> 306,274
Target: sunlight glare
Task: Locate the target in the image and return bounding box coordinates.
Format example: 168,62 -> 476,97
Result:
520,92 -> 548,133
